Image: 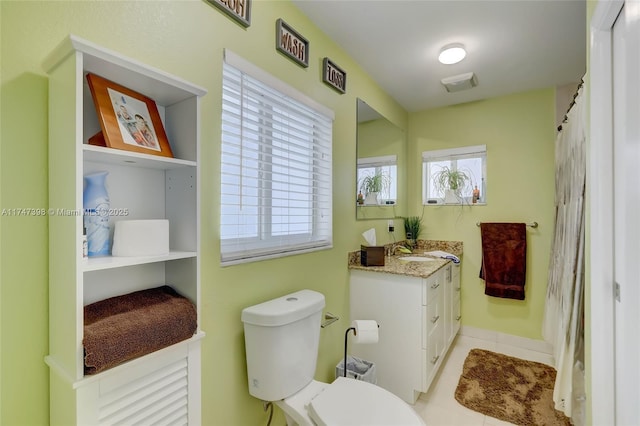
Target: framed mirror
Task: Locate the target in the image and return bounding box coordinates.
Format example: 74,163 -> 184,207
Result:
356,99 -> 406,220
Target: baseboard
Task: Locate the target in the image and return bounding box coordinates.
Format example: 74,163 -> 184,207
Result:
459,325 -> 553,355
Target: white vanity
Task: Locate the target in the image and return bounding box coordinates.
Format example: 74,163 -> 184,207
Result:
349,243 -> 461,404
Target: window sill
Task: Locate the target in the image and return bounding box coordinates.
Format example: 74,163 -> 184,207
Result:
423,202 -> 487,206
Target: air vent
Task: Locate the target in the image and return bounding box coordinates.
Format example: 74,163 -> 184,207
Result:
441,72 -> 478,93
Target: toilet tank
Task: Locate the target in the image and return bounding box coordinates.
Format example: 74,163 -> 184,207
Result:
241,289 -> 325,401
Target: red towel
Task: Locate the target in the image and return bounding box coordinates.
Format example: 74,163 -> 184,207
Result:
479,223 -> 527,300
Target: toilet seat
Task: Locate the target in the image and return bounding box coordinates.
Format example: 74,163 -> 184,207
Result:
307,377 -> 425,426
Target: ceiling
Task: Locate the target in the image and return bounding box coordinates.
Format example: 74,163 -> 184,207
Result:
291,0 -> 586,112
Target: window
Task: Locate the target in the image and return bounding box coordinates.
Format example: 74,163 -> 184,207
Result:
220,51 -> 333,265
357,155 -> 397,203
422,145 -> 486,204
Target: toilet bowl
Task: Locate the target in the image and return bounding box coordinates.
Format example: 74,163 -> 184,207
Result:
241,289 -> 425,426
276,377 -> 425,426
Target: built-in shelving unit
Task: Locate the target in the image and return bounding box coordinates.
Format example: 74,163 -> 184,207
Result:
44,34 -> 206,425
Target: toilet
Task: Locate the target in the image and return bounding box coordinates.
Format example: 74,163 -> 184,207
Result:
241,289 -> 425,426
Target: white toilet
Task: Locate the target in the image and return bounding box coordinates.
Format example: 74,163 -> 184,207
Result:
241,289 -> 426,426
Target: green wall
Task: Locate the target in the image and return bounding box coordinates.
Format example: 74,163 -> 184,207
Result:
407,89 -> 556,340
0,1 -> 406,425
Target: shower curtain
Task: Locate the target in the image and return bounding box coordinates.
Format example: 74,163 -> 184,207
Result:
543,83 -> 586,424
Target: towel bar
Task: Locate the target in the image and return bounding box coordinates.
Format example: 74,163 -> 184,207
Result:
476,221 -> 538,228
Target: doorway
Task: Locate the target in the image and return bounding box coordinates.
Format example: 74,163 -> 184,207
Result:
590,0 -> 640,423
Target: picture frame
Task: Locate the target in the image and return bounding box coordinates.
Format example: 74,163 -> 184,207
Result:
322,57 -> 347,94
86,73 -> 173,158
276,19 -> 309,68
206,0 -> 251,28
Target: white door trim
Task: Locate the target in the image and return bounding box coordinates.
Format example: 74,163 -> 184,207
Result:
589,1 -> 623,424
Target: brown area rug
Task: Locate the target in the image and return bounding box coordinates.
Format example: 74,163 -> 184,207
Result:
454,349 -> 571,425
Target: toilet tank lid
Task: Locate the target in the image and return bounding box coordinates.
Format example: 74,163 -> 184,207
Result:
241,289 -> 326,327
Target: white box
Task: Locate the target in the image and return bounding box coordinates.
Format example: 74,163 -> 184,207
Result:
112,220 -> 169,257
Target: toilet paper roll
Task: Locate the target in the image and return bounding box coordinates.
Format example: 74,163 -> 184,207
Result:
351,320 -> 379,344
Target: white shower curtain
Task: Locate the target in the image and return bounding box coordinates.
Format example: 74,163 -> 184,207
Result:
543,83 -> 586,424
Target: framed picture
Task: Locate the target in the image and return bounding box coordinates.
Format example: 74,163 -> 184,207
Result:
206,0 -> 251,28
322,58 -> 347,94
86,73 -> 173,158
276,19 -> 309,68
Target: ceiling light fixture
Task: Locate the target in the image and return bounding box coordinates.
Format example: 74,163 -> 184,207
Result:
438,44 -> 466,65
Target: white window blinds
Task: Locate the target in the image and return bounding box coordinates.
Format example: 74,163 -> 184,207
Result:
220,52 -> 333,265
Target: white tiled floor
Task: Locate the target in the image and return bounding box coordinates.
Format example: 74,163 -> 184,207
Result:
411,334 -> 555,426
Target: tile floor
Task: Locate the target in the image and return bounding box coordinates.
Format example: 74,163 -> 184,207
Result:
411,334 -> 555,426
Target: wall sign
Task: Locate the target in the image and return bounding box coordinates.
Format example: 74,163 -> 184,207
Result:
322,58 -> 346,94
276,19 -> 309,68
207,0 -> 251,28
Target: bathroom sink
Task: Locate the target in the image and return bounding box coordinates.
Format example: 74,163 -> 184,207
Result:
399,256 -> 435,262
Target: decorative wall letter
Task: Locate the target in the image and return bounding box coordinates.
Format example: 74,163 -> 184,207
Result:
276,19 -> 309,68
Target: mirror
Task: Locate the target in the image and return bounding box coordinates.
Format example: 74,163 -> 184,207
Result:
356,99 -> 406,220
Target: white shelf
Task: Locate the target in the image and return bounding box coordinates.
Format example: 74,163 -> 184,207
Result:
83,144 -> 196,170
43,35 -> 206,104
82,251 -> 197,271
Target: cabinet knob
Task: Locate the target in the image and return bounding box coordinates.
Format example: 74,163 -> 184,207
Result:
431,315 -> 440,324
430,355 -> 440,364
456,315 -> 461,321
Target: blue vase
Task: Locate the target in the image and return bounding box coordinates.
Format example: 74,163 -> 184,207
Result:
83,171 -> 110,256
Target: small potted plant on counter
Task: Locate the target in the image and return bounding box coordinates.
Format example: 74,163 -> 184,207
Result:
403,216 -> 423,249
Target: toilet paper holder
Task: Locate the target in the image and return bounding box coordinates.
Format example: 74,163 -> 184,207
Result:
343,320 -> 380,377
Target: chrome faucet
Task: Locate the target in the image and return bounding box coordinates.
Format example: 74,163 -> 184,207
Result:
386,243 -> 412,257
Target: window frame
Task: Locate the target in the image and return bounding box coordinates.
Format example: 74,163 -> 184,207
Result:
220,50 -> 334,265
356,154 -> 398,203
422,145 -> 487,205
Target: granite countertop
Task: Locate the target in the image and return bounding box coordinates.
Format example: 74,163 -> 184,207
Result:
347,240 -> 463,279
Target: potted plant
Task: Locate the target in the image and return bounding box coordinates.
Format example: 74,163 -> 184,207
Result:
403,216 -> 423,248
432,166 -> 471,204
359,171 -> 389,205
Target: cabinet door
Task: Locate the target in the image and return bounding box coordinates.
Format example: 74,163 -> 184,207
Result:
423,269 -> 442,305
423,297 -> 444,387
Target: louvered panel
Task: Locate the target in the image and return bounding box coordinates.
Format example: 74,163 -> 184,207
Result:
164,410 -> 189,426
126,392 -> 188,426
99,359 -> 188,407
116,387 -> 188,426
146,397 -> 189,426
99,371 -> 187,422
98,358 -> 189,425
100,368 -> 187,419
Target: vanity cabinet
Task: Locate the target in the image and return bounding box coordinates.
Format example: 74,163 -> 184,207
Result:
350,262 -> 460,404
44,35 -> 205,425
